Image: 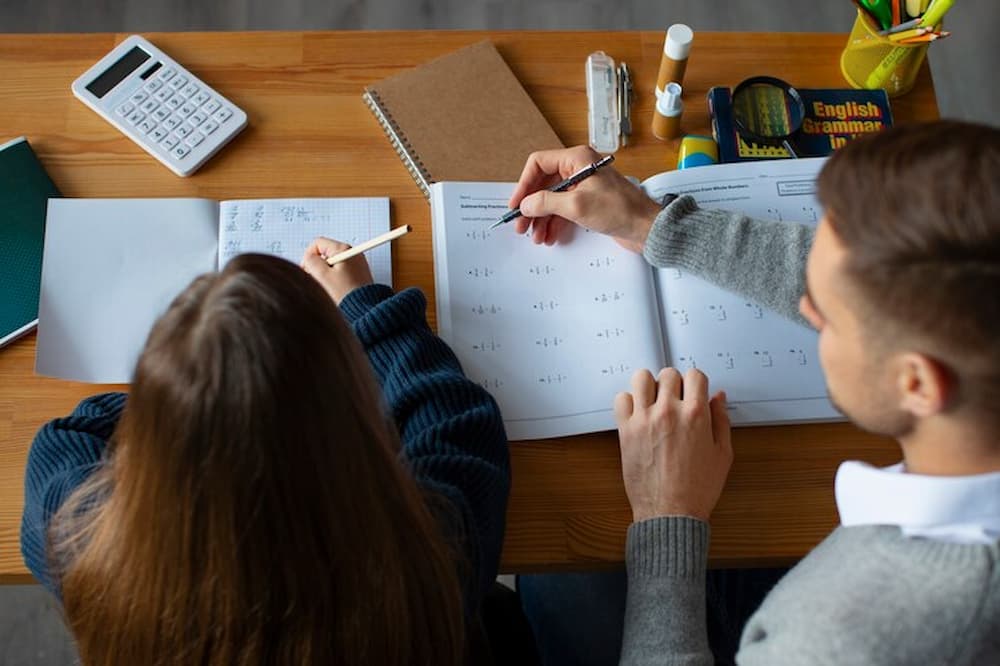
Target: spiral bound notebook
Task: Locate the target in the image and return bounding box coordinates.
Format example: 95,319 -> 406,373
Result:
363,40 -> 563,198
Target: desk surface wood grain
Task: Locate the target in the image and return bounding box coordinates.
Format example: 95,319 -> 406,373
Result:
0,31 -> 937,582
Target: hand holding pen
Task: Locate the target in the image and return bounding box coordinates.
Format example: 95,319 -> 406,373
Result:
503,145 -> 663,251
492,154 -> 615,230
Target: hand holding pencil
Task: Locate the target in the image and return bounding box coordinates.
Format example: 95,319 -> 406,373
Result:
300,227 -> 411,304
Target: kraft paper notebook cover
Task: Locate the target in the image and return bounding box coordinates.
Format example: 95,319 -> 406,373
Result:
0,137 -> 61,348
363,40 -> 564,198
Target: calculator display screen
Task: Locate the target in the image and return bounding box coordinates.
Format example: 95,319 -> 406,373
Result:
86,46 -> 151,98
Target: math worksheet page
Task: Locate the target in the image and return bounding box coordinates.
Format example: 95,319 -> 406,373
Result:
431,181 -> 664,440
643,158 -> 841,425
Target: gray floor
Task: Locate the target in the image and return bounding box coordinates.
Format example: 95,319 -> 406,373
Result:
2,1 -> 998,663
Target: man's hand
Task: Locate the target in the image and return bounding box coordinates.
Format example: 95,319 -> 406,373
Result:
507,145 -> 663,252
301,237 -> 374,305
615,368 -> 733,523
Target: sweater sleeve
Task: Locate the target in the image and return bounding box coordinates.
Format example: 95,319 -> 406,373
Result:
642,196 -> 814,328
619,516 -> 714,666
20,392 -> 126,595
339,284 -> 511,612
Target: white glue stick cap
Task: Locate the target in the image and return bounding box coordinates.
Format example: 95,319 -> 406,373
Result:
664,24 -> 694,60
656,82 -> 683,116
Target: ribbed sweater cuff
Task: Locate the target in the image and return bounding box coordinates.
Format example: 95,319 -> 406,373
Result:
642,195 -> 715,270
626,515 -> 710,580
338,283 -> 396,323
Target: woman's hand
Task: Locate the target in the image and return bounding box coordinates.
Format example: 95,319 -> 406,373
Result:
300,237 -> 374,304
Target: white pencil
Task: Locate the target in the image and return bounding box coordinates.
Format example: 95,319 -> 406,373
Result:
324,224 -> 412,266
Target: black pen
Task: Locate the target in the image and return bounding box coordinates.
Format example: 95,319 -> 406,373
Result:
490,154 -> 615,229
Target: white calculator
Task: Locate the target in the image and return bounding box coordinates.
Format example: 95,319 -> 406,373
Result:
71,35 -> 248,177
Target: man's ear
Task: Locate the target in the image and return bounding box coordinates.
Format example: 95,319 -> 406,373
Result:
895,352 -> 954,417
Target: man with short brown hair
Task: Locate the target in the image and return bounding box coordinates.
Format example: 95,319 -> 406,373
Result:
512,121 -> 1000,664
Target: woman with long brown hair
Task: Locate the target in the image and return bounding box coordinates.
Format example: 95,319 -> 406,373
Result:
20,238 -> 510,665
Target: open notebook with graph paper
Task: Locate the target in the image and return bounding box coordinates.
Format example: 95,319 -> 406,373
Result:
430,158 -> 841,441
36,197 -> 389,383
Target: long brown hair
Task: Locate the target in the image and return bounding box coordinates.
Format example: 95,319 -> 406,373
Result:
50,254 -> 465,665
817,120 -> 1000,422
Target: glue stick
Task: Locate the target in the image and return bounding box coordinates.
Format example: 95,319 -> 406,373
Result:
655,24 -> 694,97
652,82 -> 683,141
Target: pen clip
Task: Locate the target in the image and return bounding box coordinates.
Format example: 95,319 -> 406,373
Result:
617,62 -> 633,147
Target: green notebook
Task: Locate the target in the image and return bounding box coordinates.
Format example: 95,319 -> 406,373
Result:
1,137 -> 61,347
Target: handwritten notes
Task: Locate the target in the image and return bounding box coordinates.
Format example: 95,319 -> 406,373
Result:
217,198 -> 392,286
37,196 -> 392,384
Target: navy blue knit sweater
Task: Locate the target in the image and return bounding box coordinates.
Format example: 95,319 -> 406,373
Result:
20,284 -> 511,614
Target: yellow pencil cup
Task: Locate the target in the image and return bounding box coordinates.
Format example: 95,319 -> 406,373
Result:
840,9 -> 930,98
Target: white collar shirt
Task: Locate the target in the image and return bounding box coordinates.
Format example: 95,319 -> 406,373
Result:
835,461 -> 1000,545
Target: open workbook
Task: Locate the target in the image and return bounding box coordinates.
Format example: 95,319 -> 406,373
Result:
430,158 -> 840,440
37,197 -> 390,383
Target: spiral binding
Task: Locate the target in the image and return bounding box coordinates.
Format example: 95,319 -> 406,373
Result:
362,90 -> 434,199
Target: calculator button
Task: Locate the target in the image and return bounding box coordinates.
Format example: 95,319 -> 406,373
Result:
129,91 -> 148,105
116,102 -> 135,116
168,74 -> 188,90
202,99 -> 221,114
138,118 -> 157,134
140,99 -> 159,114
185,131 -> 206,148
212,107 -> 233,123
157,67 -> 176,82
201,119 -> 219,135
143,78 -> 164,93
160,134 -> 180,150
171,143 -> 192,160
126,110 -> 145,125
163,115 -> 182,131
165,95 -> 184,110
154,86 -> 173,102
188,111 -> 207,127
151,126 -> 169,142
153,106 -> 171,122
174,123 -> 193,138
192,91 -> 211,106
181,83 -> 199,98
178,102 -> 198,118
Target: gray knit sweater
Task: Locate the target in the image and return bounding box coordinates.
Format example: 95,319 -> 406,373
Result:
621,197 -> 1000,665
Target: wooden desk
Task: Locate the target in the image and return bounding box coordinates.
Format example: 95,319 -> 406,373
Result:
0,31 -> 937,583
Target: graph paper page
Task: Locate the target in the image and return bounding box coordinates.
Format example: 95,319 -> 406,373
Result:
217,198 -> 392,286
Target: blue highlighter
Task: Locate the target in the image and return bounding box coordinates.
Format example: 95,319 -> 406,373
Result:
677,134 -> 718,169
